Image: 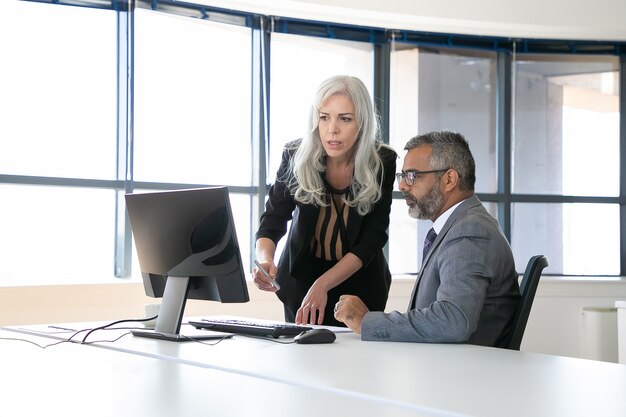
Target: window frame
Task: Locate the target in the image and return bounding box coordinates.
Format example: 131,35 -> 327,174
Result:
2,0 -> 626,282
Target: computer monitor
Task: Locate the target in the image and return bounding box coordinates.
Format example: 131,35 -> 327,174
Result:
125,186 -> 249,341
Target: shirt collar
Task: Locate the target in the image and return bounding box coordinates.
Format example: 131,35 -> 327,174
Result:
432,198 -> 467,234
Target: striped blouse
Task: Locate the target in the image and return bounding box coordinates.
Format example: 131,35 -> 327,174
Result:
310,184 -> 350,262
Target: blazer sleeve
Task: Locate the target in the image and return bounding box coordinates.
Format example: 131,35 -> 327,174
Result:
349,146 -> 397,266
360,213 -> 505,343
255,144 -> 296,245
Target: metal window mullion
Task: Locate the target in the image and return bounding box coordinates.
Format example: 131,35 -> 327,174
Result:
114,0 -> 135,278
374,42 -> 391,144
250,17 -> 271,270
619,55 -> 626,276
496,51 -> 512,241
374,40 -> 391,260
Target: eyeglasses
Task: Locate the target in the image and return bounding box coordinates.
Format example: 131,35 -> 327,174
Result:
395,169 -> 449,186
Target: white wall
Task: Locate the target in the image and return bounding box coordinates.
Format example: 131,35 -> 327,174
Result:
0,282 -> 284,326
198,0 -> 626,40
3,278 -> 626,362
521,278 -> 626,362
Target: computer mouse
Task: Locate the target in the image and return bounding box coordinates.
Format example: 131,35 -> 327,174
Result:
293,328 -> 336,344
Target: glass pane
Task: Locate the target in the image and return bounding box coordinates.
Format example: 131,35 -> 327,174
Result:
390,45 -> 497,193
486,201 -> 498,220
511,203 -> 619,275
0,185 -> 116,285
0,2 -> 117,179
134,10 -> 252,185
388,198 -> 419,274
513,55 -> 619,196
268,33 -> 374,183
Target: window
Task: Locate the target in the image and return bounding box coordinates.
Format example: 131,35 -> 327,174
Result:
1,1 -> 624,286
513,55 -> 619,196
0,1 -> 116,179
512,54 -> 620,274
134,10 -> 252,186
389,44 -> 498,273
268,32 -> 374,183
0,1 -> 118,285
1,185 -> 116,285
511,203 -> 620,275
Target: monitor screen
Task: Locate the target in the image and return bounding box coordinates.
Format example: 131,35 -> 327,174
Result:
125,186 -> 249,341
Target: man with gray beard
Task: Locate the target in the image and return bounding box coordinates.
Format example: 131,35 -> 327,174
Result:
334,131 -> 520,348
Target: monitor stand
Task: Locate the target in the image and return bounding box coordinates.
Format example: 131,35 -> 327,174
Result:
131,275 -> 230,342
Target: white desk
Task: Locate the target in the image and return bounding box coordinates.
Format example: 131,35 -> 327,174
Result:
5,319 -> 626,417
0,328 -> 436,417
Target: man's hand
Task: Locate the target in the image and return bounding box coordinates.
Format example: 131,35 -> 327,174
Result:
333,295 -> 368,334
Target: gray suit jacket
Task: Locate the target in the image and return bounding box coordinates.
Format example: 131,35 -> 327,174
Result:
361,195 -> 520,347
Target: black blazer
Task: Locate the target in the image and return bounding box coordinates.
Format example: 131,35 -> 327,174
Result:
256,139 -> 397,312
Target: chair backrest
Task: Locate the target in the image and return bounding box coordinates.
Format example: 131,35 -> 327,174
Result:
507,255 -> 549,350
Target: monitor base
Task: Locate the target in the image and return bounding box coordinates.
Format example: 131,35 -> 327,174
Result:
131,328 -> 233,342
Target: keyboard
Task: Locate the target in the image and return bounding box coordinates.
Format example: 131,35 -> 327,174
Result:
188,318 -> 313,338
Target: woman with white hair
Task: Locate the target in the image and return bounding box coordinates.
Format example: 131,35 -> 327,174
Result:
253,75 -> 396,326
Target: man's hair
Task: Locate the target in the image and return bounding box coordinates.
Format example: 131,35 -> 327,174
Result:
404,131 -> 476,191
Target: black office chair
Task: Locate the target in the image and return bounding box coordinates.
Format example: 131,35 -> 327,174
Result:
507,255 -> 549,350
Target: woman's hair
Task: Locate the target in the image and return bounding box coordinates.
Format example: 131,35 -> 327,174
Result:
404,131 -> 476,191
284,75 -> 386,215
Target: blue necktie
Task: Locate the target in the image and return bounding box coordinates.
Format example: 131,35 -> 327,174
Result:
422,228 -> 437,265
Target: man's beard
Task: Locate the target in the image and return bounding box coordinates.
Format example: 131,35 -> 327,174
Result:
404,183 -> 443,220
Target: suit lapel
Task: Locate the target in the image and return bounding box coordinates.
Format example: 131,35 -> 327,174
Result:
407,195 -> 482,310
